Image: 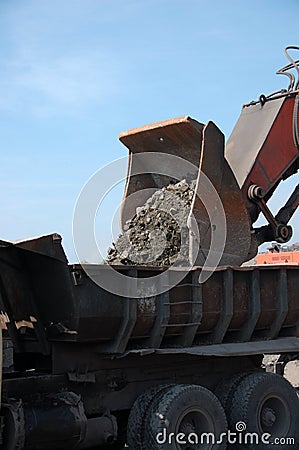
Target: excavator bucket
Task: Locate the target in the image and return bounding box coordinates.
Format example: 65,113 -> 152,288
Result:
119,116 -> 255,266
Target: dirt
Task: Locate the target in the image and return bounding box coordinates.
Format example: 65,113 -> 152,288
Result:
107,178 -> 196,266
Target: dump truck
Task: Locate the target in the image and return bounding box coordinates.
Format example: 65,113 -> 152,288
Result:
1,47 -> 299,450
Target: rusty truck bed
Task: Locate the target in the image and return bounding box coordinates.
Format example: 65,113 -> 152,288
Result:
0,234 -> 299,356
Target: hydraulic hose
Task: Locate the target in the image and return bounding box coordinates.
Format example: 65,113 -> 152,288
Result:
293,93 -> 299,150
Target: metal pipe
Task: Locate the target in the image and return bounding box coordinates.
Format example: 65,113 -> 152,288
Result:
77,415 -> 118,449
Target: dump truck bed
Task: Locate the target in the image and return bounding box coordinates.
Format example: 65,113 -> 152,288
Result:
1,234 -> 299,355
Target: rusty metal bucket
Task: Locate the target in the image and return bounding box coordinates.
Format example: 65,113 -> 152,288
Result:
119,116 -> 255,266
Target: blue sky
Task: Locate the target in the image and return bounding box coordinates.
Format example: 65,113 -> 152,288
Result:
0,0 -> 299,262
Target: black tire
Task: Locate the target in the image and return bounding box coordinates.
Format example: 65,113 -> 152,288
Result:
145,384 -> 228,450
229,372 -> 299,450
215,372 -> 248,413
127,385 -> 173,450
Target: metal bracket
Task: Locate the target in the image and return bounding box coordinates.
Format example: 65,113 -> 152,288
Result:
249,184 -> 293,244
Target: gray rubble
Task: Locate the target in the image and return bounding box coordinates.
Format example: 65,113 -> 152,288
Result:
107,179 -> 196,266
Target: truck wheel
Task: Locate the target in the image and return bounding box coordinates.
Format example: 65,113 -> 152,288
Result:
215,372 -> 247,413
229,372 -> 299,449
2,402 -> 25,450
127,385 -> 173,450
144,384 -> 227,450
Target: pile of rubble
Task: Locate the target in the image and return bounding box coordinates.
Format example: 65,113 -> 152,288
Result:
107,179 -> 196,266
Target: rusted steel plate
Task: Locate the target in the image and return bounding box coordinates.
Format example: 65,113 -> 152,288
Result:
122,337 -> 299,358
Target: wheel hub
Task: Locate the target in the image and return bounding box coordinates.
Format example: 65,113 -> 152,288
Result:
261,407 -> 276,427
179,419 -> 196,436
